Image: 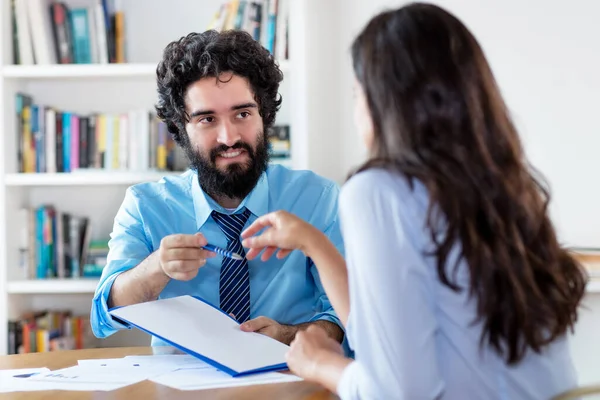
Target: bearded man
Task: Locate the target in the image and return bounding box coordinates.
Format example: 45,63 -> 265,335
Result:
90,30 -> 345,348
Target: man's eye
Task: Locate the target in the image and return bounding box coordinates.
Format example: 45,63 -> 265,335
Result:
200,116 -> 214,123
237,111 -> 250,119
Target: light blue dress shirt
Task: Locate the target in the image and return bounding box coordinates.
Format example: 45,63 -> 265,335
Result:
90,165 -> 345,347
336,169 -> 578,400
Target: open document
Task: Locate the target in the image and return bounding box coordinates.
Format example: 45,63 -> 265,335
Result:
108,295 -> 290,376
0,368 -> 50,392
150,367 -> 302,391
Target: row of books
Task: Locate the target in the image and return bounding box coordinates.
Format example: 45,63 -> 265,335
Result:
17,205 -> 109,280
11,0 -> 124,65
208,0 -> 288,60
7,311 -> 97,354
267,125 -> 291,159
572,248 -> 600,278
16,93 -> 185,174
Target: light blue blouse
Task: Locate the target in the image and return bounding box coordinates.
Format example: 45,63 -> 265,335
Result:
336,169 -> 578,399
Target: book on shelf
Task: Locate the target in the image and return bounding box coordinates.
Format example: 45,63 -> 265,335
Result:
571,248 -> 600,278
208,0 -> 288,60
15,92 -> 186,174
7,311 -> 97,355
267,124 -> 290,159
82,239 -> 109,277
17,205 -> 110,280
11,0 -> 124,65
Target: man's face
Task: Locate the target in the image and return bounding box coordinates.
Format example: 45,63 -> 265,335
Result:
183,73 -> 270,200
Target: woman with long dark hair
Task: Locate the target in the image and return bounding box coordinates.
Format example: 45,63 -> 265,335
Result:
241,2 -> 587,398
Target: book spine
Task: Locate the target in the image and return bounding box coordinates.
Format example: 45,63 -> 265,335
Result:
70,114 -> 79,170
51,2 -> 74,64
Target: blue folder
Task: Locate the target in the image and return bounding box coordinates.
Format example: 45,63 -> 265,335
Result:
108,295 -> 289,377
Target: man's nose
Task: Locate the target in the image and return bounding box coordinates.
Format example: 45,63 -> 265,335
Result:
216,121 -> 241,147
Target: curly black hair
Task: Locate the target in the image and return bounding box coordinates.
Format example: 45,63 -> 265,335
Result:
155,30 -> 283,145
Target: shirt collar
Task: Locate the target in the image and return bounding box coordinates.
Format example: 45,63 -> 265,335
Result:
191,169 -> 270,230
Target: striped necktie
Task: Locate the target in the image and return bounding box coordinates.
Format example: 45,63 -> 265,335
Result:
211,208 -> 252,323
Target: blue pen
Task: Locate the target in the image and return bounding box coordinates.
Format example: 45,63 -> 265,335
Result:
202,244 -> 243,260
13,372 -> 40,378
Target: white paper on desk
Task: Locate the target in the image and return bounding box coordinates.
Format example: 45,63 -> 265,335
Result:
124,354 -> 211,368
0,368 -> 50,392
108,295 -> 290,376
150,367 -> 302,391
79,354 -> 209,369
24,365 -> 164,391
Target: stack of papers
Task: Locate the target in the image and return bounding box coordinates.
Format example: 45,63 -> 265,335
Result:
129,354 -> 302,391
23,364 -> 167,391
0,355 -> 301,393
1,295 -> 305,392
0,368 -> 50,393
150,367 -> 302,391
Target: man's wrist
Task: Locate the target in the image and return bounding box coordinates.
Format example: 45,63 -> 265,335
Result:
288,320 -> 344,344
281,324 -> 300,345
142,251 -> 171,300
150,251 -> 170,283
312,320 -> 344,343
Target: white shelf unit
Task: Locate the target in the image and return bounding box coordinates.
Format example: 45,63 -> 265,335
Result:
7,279 -> 99,294
4,171 -> 185,186
0,0 -> 343,355
1,63 -> 158,78
1,59 -> 290,79
587,280 -> 600,294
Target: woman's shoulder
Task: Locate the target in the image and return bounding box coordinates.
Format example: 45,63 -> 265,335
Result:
343,167 -> 399,192
339,168 -> 431,235
341,168 -> 423,205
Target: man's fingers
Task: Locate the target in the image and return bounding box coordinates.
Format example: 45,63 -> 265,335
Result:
162,233 -> 204,248
170,270 -> 199,281
164,247 -> 214,261
240,316 -> 272,332
194,232 -> 208,246
164,259 -> 206,273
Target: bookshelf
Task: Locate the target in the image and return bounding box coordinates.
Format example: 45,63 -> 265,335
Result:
588,280 -> 600,293
5,171 -> 184,186
0,0 -> 343,355
2,63 -> 157,78
1,60 -> 290,79
7,279 -> 98,294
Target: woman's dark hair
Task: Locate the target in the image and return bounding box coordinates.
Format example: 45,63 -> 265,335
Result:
155,30 -> 283,144
351,2 -> 587,364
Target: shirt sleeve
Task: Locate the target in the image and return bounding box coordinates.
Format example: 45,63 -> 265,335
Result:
335,171 -> 444,399
90,186 -> 154,338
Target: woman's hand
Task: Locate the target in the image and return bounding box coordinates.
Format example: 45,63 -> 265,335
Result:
241,210 -> 323,261
286,325 -> 345,382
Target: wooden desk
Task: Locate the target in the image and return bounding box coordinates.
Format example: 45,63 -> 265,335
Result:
0,346 -> 338,399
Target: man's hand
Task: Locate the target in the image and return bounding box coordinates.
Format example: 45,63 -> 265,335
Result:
240,317 -> 296,344
158,233 -> 217,281
240,317 -> 344,346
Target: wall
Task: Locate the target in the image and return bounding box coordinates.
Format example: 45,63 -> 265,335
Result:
337,0 -> 600,386
339,0 -> 600,248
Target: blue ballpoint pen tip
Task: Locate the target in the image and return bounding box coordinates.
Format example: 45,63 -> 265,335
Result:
232,253 -> 244,260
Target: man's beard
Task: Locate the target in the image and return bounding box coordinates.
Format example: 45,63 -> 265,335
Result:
183,133 -> 270,200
